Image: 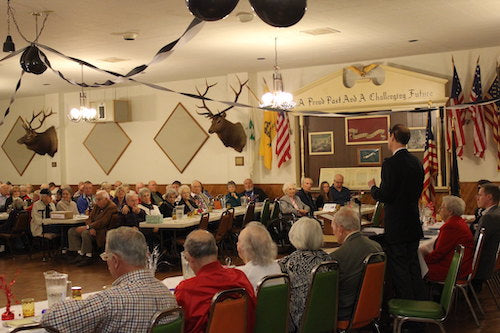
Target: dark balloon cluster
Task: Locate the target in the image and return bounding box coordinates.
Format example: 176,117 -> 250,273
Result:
20,45 -> 47,75
186,0 -> 307,27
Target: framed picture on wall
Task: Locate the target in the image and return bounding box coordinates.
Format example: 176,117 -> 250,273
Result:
309,131 -> 334,155
357,146 -> 382,166
345,115 -> 390,145
407,127 -> 426,152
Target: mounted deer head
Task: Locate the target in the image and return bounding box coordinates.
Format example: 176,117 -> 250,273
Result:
195,77 -> 248,152
17,109 -> 58,157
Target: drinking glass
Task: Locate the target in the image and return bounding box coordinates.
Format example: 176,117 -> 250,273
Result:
175,205 -> 185,220
181,251 -> 195,279
44,271 -> 70,308
21,298 -> 35,317
240,196 -> 248,207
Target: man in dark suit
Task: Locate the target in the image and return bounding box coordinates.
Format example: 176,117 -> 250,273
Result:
469,179 -> 491,234
472,183 -> 500,291
241,178 -> 268,203
329,207 -> 383,320
368,124 -> 425,300
297,177 -> 316,215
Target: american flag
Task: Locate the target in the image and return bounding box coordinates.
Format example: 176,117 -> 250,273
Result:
484,74 -> 500,170
469,61 -> 487,158
422,111 -> 438,205
276,111 -> 291,167
446,62 -> 466,157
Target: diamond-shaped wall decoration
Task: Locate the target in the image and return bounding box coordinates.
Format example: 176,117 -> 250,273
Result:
154,103 -> 209,173
83,122 -> 131,175
1,117 -> 36,175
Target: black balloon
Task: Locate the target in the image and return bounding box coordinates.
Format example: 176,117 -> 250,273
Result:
186,0 -> 239,21
250,0 -> 307,27
20,45 -> 47,75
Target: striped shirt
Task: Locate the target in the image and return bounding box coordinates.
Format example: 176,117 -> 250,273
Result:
41,269 -> 177,333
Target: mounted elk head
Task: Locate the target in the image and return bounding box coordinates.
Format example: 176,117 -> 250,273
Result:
195,77 -> 248,153
17,109 -> 58,157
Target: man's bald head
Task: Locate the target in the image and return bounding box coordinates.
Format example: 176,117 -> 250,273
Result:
333,174 -> 344,190
184,230 -> 217,259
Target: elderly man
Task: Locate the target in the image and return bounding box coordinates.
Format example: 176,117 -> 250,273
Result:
0,183 -> 10,212
191,180 -> 211,211
41,227 -> 177,332
329,174 -> 351,205
241,178 -> 268,203
329,207 -> 382,321
297,177 -> 316,214
175,230 -> 256,333
473,183 -> 500,291
68,190 -> 117,266
31,189 -> 58,238
120,191 -> 146,228
76,181 -> 95,214
135,182 -> 145,193
147,180 -> 163,205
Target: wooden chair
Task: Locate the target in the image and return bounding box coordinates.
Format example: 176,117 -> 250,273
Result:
149,306 -> 184,333
254,274 -> 290,333
361,201 -> 384,228
176,213 -> 210,247
0,211 -> 32,258
232,203 -> 255,236
215,208 -> 234,254
259,199 -> 271,227
206,288 -> 248,333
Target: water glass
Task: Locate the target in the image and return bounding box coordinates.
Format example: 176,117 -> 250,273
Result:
181,251 -> 195,279
240,196 -> 248,207
21,298 -> 35,317
175,205 -> 185,220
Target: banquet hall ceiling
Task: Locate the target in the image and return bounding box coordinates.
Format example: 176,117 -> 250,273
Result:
0,0 -> 499,99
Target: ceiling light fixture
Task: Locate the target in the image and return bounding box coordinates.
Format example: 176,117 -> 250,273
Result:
260,37 -> 295,110
3,0 -> 15,52
68,65 -> 97,123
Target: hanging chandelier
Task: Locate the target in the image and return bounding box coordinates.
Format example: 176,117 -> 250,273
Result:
68,65 -> 97,122
260,37 -> 295,110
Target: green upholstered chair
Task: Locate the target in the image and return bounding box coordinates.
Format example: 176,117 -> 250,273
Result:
298,261 -> 339,333
149,307 -> 184,333
388,245 -> 465,333
260,199 -> 271,227
361,201 -> 384,228
271,199 -> 281,220
254,274 -> 290,333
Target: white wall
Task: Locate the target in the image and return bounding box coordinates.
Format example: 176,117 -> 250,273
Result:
1,45 -> 499,185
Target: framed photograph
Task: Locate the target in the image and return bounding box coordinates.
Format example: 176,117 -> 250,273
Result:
308,131 -> 334,155
357,146 -> 382,166
235,156 -> 244,166
407,127 -> 426,152
345,115 -> 390,145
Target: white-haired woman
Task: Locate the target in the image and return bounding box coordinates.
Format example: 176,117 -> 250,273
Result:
279,183 -> 310,217
159,187 -> 178,218
237,222 -> 282,292
177,185 -> 198,214
137,188 -> 161,216
279,217 -> 328,332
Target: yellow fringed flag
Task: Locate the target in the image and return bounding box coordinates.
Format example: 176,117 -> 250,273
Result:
259,111 -> 277,169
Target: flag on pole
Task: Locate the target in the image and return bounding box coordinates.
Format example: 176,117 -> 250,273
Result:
469,59 -> 487,158
450,132 -> 461,196
259,111 -> 276,169
422,111 -> 438,205
446,60 -> 466,157
276,111 -> 291,168
484,73 -> 500,170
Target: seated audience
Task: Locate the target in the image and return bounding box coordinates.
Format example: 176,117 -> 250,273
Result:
225,180 -> 242,208
424,196 -> 473,282
4,186 -> 20,211
329,174 -> 351,205
26,190 -> 40,214
191,180 -> 211,210
138,188 -> 162,216
54,188 -> 63,204
0,183 -> 10,212
159,188 -> 178,217
41,227 -> 177,331
175,230 -> 256,333
31,189 -> 58,238
100,182 -> 113,198
279,183 -> 310,217
73,181 -> 85,200
20,185 -> 31,204
148,180 -> 163,206
241,178 -> 268,202
329,207 -> 383,321
237,222 -> 281,292
68,190 -> 117,266
121,192 -> 146,228
112,185 -> 127,211
110,180 -> 122,197
25,184 -> 34,197
470,179 -> 491,234
76,181 -> 95,214
135,182 -> 145,194
178,185 -> 199,214
171,180 -> 181,192
0,198 -> 26,233
279,217 -> 329,331
472,183 -> 500,291
315,181 -> 332,209
49,182 -> 59,195
297,177 -> 316,214
56,187 -> 79,215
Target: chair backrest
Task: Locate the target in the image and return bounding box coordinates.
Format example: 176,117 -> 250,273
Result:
12,211 -> 30,234
199,212 -> 210,230
254,274 -> 290,333
440,245 -> 465,315
150,307 -> 184,333
260,199 -> 271,227
299,261 -> 339,333
371,202 -> 384,227
215,209 -> 234,241
271,199 -> 280,220
242,202 -> 256,226
348,252 -> 386,329
469,228 -> 485,281
206,288 -> 248,333
108,212 -> 124,230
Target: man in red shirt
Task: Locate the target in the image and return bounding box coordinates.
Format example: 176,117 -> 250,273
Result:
175,230 -> 256,333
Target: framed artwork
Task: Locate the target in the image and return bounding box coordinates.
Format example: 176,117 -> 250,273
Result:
308,131 -> 334,155
235,156 -> 244,166
357,146 -> 382,166
345,115 -> 390,145
407,127 -> 426,152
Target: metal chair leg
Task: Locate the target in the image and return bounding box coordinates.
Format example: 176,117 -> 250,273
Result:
392,318 -> 399,333
396,318 -> 405,333
436,322 -> 446,333
372,321 -> 381,333
469,283 -> 485,316
486,280 -> 500,309
458,285 -> 480,327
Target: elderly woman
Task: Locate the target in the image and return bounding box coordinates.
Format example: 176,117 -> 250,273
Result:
177,185 -> 198,214
225,181 -> 242,208
159,187 -> 178,217
424,195 -> 474,281
56,187 -> 78,215
4,186 -> 20,212
279,183 -> 310,217
137,188 -> 161,216
279,217 -> 329,331
237,222 -> 282,291
112,185 -> 127,211
0,198 -> 25,233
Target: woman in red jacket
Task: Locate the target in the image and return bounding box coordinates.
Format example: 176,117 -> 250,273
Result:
424,195 -> 474,282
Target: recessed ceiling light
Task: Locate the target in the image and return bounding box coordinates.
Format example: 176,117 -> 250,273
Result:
301,27 -> 341,36
408,39 -> 419,43
257,57 -> 266,61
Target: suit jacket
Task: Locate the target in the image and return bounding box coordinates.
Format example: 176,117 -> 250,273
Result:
279,195 -> 310,216
328,232 -> 383,320
240,187 -> 268,202
297,189 -> 317,214
475,205 -> 500,280
88,200 -> 118,248
371,149 -> 424,244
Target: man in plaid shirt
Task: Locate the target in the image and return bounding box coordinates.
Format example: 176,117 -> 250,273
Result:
41,227 -> 177,332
